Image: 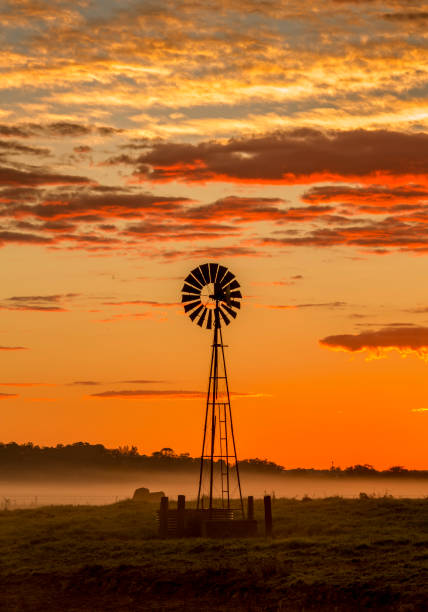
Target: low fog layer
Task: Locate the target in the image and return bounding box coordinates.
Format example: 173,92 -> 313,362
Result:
2,474 -> 428,508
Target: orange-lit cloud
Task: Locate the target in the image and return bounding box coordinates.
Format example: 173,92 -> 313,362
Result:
0,346 -> 28,351
258,216 -> 428,253
0,294 -> 77,312
160,246 -> 265,260
258,301 -> 346,310
0,393 -> 18,398
319,326 -> 428,361
0,165 -> 91,187
89,389 -> 267,399
181,196 -> 333,223
90,389 -> 207,400
103,300 -> 179,308
130,130 -> 428,185
301,185 -> 428,208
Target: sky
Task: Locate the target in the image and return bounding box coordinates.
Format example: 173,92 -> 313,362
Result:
1,0 -> 428,469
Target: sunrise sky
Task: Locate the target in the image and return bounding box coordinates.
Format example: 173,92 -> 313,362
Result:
2,0 -> 428,468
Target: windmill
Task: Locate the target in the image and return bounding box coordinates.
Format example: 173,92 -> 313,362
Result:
181,262 -> 244,517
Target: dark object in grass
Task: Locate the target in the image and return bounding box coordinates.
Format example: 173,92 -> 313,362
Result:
132,487 -> 165,502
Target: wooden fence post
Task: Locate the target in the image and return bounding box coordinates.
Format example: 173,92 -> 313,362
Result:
247,495 -> 254,520
177,494 -> 185,537
159,496 -> 169,538
264,495 -> 272,537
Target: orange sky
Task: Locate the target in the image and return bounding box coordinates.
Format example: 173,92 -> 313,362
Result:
1,0 -> 428,469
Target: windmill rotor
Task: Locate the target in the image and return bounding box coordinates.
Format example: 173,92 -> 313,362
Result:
181,263 -> 242,329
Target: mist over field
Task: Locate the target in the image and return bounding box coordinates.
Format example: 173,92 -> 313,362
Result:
2,473 -> 428,508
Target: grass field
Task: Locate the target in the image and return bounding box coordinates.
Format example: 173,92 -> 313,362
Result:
1,497 -> 428,611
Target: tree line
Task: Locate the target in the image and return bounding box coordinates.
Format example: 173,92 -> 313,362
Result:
0,442 -> 427,478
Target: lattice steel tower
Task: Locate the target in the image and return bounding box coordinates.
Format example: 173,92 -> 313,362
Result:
181,263 -> 244,516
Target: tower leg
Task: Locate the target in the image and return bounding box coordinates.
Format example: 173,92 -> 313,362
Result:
196,304 -> 244,516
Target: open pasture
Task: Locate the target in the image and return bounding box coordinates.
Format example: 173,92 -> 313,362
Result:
1,496 -> 428,611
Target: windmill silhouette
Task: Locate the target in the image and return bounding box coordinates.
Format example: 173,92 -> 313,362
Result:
181,262 -> 244,516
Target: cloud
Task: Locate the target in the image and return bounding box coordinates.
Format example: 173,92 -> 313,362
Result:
7,294 -> 78,302
301,185 -> 428,209
123,220 -> 238,242
384,12 -> 428,22
0,139 -> 50,157
161,245 -> 265,260
90,389 -> 206,399
259,301 -> 346,310
103,300 -> 178,307
181,196 -> 333,223
0,345 -> 28,351
70,379 -> 165,385
118,379 -> 166,384
130,129 -> 428,185
89,389 -> 266,399
258,216 -> 428,253
73,145 -> 92,154
0,293 -> 77,312
406,306 -> 428,314
319,326 -> 428,361
0,165 -> 91,187
10,190 -> 189,221
0,122 -> 122,139
0,231 -> 54,246
0,393 -> 18,399
0,125 -> 31,138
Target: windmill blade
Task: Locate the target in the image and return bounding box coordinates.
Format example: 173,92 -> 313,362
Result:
216,265 -> 228,285
182,282 -> 201,295
229,300 -> 241,309
218,307 -> 230,326
227,279 -> 240,291
182,294 -> 201,303
224,284 -> 231,306
185,273 -> 203,290
221,304 -> 237,319
220,270 -> 234,287
229,289 -> 242,299
190,266 -> 205,287
199,263 -> 210,284
184,300 -> 201,313
189,304 -> 204,321
197,307 -> 208,327
206,310 -> 213,329
208,262 -> 219,283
